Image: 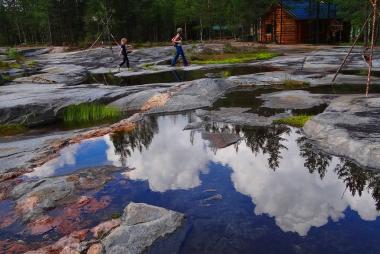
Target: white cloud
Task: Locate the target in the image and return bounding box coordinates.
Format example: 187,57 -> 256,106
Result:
26,143 -> 80,178
213,130 -> 380,236
105,116 -> 210,192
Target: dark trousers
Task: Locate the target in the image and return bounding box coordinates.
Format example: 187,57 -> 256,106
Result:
119,55 -> 130,68
171,45 -> 188,66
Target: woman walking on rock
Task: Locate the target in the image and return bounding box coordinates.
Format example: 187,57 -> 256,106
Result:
171,28 -> 189,67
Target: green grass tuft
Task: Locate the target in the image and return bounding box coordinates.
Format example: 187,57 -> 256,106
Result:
63,103 -> 121,124
221,70 -> 232,78
282,79 -> 310,89
110,212 -> 122,219
6,48 -> 24,61
0,124 -> 27,136
190,51 -> 280,65
274,115 -> 314,128
141,63 -> 156,70
0,60 -> 10,69
25,60 -> 37,68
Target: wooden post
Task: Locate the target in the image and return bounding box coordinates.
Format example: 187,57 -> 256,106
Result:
366,0 -> 378,96
280,0 -> 283,44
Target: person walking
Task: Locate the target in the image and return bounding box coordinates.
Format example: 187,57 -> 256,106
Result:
118,37 -> 130,71
171,28 -> 189,67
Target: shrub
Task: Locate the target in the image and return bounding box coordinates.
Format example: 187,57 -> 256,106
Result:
6,48 -> 24,61
63,103 -> 121,124
273,115 -> 314,128
0,124 -> 27,136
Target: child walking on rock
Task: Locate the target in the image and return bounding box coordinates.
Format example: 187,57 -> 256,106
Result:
119,38 -> 130,71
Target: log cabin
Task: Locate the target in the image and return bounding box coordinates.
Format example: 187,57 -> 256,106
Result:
259,0 -> 350,44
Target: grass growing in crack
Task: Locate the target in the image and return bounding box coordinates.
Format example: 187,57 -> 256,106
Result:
274,115 -> 314,128
0,124 -> 27,136
273,79 -> 310,90
110,212 -> 122,219
281,79 -> 310,89
0,74 -> 13,85
190,51 -> 280,64
142,63 -> 156,70
6,48 -> 24,61
63,103 -> 121,124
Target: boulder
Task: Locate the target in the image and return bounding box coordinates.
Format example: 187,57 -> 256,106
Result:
102,203 -> 184,254
14,64 -> 88,85
149,78 -> 239,113
304,95 -> 380,169
195,108 -> 291,127
0,83 -> 137,126
0,131 -> 77,182
258,90 -> 333,109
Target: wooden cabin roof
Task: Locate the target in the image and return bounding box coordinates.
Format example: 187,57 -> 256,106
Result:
281,0 -> 338,20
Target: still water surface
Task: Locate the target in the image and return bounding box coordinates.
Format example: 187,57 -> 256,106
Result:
27,114 -> 380,254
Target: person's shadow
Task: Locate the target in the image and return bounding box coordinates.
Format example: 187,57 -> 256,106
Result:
171,70 -> 187,82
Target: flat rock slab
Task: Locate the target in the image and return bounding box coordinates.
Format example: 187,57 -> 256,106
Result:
149,78 -> 239,114
304,95 -> 380,170
14,64 -> 88,86
102,202 -> 184,254
228,71 -> 380,87
195,108 -> 291,127
201,132 -> 241,149
258,90 -> 333,109
0,83 -> 138,126
0,131 -> 76,181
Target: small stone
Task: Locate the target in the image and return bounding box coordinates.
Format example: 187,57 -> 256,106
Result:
87,244 -> 103,254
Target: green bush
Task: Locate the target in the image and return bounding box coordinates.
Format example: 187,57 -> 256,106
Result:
282,79 -> 310,89
0,60 -> 10,69
274,115 -> 314,128
190,51 -> 280,64
6,48 -> 24,61
63,103 -> 121,124
0,124 -> 27,136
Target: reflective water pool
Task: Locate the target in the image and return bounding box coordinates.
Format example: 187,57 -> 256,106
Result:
23,114 -> 380,254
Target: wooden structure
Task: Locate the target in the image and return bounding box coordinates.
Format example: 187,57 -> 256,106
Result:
259,0 -> 349,44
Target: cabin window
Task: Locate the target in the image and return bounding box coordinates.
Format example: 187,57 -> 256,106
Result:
266,24 -> 273,34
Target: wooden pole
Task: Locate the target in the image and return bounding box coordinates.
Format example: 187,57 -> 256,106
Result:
280,0 -> 283,44
333,12 -> 373,82
366,0 -> 378,96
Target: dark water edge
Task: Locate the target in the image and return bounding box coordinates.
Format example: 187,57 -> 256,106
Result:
87,65 -> 278,86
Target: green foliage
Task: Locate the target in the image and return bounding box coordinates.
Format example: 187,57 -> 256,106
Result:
282,79 -> 311,89
0,124 -> 27,137
190,51 -> 280,64
222,70 -> 232,78
141,63 -> 156,70
110,212 -> 122,219
6,48 -> 23,61
25,60 -> 37,68
0,61 -> 10,69
63,103 -> 121,124
0,0 -> 278,45
274,115 -> 314,128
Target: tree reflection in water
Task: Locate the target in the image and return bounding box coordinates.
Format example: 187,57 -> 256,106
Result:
109,114 -> 380,210
241,125 -> 290,170
335,159 -> 380,211
203,122 -> 291,170
297,135 -> 380,211
110,116 -> 158,166
297,135 -> 332,179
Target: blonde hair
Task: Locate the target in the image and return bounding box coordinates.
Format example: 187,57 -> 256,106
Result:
177,28 -> 183,34
121,38 -> 128,44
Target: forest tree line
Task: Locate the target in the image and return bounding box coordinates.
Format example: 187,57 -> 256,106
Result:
0,0 -> 375,46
